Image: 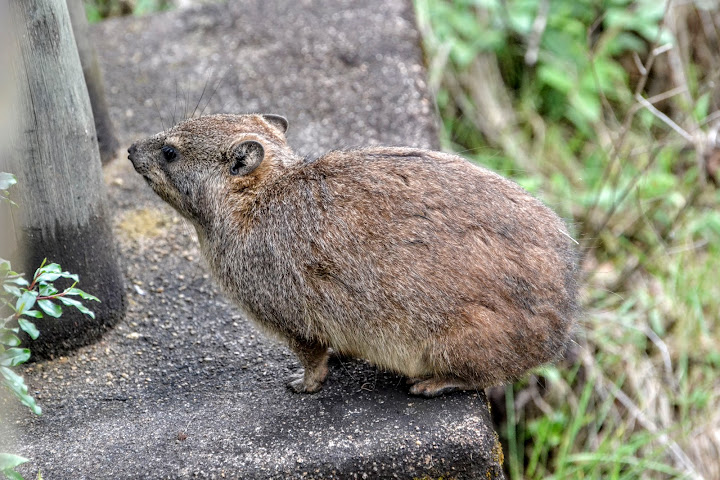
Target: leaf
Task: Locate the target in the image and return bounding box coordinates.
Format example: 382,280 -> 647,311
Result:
0,331 -> 21,347
506,4 -> 534,35
0,366 -> 40,415
58,272 -> 79,283
35,265 -> 80,283
39,262 -> 60,274
0,453 -> 29,471
0,454 -> 28,475
37,284 -> 58,297
66,288 -> 100,302
0,365 -> 25,388
590,58 -> 629,99
538,64 -> 575,94
638,171 -> 676,198
0,172 -> 17,191
693,92 -> 710,122
34,273 -> 62,283
14,292 -> 37,315
34,267 -> 79,283
32,262 -> 60,282
17,392 -> 41,416
604,31 -> 646,56
0,325 -> 18,334
18,319 -> 39,340
57,297 -> 95,319
0,197 -> 18,207
450,38 -> 477,68
447,8 -> 483,40
3,469 -> 26,480
4,277 -> 30,287
604,8 -> 636,30
0,258 -> 10,272
20,310 -> 43,319
37,300 -> 61,318
85,3 -> 103,23
0,348 -> 31,367
570,88 -> 601,124
2,284 -> 22,298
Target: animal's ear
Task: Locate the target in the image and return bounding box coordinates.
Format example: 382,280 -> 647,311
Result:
262,114 -> 288,134
228,140 -> 264,176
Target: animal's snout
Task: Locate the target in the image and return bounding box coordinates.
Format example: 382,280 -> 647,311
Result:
127,143 -> 138,163
127,142 -> 148,174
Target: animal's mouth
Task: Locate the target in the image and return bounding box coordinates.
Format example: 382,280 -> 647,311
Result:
127,152 -> 152,181
139,173 -> 166,196
127,142 -> 154,179
127,158 -> 157,188
130,163 -> 153,184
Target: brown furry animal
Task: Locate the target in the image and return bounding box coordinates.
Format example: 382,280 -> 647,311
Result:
128,113 -> 579,397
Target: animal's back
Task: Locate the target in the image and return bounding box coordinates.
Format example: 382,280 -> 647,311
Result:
239,147 -> 578,386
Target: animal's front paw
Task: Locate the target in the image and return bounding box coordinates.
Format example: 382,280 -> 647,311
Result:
287,369 -> 304,382
287,376 -> 323,394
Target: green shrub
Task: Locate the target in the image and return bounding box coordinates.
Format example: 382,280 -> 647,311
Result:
1,173 -> 99,480
84,0 -> 172,23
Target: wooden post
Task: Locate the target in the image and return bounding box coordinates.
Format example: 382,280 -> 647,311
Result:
0,2 -> 16,256
66,0 -> 120,165
3,0 -> 125,357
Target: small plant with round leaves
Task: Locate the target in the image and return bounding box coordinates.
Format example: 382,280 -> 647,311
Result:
0,173 -> 99,480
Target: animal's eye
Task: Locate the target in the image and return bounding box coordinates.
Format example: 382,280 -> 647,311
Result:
161,145 -> 178,162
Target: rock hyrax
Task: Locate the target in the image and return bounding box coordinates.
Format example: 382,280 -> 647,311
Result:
128,114 -> 579,397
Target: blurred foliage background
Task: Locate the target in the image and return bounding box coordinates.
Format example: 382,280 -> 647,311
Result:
84,0 -> 171,21
414,0 -> 720,478
85,0 -> 720,477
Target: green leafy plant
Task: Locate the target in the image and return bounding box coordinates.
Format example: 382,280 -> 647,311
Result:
84,0 -> 172,23
1,259 -> 99,414
1,174 -> 99,480
0,173 -> 17,206
0,454 -> 31,480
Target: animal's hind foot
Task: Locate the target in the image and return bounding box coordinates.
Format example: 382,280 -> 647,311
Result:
408,377 -> 475,397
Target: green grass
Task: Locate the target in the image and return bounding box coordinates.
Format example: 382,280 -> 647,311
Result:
416,0 -> 719,478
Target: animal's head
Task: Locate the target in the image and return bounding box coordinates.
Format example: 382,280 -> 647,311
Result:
128,114 -> 290,226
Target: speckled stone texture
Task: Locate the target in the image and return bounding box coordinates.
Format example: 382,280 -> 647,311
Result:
9,1 -> 505,478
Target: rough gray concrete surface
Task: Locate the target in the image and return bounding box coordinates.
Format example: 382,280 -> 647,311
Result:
6,0 -> 506,478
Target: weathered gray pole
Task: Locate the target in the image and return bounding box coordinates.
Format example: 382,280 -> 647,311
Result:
4,0 -> 125,357
66,0 -> 120,165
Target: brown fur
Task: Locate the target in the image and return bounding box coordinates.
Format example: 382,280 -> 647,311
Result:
128,114 -> 579,396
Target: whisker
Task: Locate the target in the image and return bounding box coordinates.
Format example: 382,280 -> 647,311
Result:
221,77 -> 242,114
199,67 -> 231,117
191,67 -> 214,119
172,79 -> 179,125
148,92 -> 165,131
183,85 -> 190,122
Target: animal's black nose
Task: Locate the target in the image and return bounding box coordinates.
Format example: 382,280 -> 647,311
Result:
127,143 -> 138,164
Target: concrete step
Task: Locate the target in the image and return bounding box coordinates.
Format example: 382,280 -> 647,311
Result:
11,1 -> 505,478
